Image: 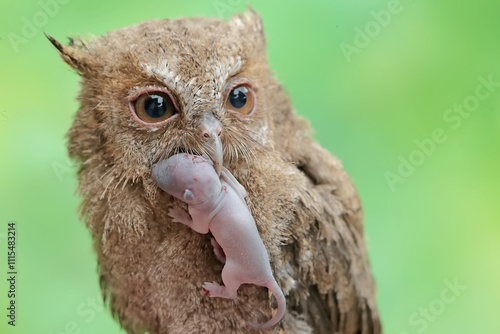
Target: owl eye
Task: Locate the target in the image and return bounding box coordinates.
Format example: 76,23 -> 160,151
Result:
130,90 -> 177,125
224,85 -> 256,116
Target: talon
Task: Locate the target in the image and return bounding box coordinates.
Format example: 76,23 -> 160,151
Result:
202,288 -> 210,296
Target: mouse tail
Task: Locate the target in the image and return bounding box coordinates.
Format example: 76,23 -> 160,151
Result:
248,280 -> 286,330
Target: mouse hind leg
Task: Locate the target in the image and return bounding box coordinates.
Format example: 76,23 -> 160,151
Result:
210,237 -> 226,263
202,263 -> 241,299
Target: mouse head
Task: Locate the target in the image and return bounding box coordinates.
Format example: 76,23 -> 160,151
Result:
151,154 -> 221,204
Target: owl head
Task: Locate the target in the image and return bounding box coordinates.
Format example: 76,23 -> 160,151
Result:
47,9 -> 294,199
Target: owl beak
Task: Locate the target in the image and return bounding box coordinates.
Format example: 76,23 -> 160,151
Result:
198,112 -> 223,176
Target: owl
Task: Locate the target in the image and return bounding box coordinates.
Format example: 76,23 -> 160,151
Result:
47,9 -> 382,334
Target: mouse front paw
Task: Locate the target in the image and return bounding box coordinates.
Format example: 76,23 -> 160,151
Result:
202,282 -> 223,297
168,207 -> 192,225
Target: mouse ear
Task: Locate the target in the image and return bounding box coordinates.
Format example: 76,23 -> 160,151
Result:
183,189 -> 195,202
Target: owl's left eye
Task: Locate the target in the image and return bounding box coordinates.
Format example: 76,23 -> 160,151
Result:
224,84 -> 256,116
130,90 -> 177,125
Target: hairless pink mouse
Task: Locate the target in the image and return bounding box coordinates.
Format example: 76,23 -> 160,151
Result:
151,153 -> 286,329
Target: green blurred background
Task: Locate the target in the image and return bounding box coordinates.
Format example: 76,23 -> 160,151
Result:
1,0 -> 499,333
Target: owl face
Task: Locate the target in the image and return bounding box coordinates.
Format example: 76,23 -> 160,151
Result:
49,10 -> 277,188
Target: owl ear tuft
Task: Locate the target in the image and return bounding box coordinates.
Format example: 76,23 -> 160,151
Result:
231,7 -> 266,46
243,6 -> 264,36
45,33 -> 89,74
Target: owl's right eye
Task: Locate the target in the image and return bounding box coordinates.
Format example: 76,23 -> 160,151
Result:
130,90 -> 177,125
